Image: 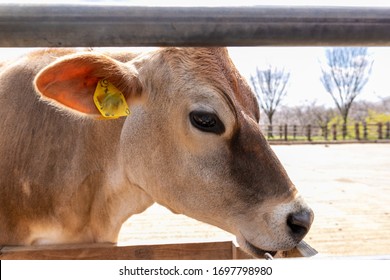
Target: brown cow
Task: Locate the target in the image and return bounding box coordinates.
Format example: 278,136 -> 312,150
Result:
0,48 -> 313,258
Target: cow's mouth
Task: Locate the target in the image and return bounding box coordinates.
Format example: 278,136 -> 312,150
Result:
237,236 -> 277,259
244,240 -> 277,259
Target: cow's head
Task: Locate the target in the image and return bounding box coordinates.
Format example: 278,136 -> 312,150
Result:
35,48 -> 313,257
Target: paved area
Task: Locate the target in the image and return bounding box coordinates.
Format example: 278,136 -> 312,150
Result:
118,143 -> 390,257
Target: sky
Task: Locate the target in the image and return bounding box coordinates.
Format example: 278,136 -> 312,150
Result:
228,47 -> 390,107
1,0 -> 390,107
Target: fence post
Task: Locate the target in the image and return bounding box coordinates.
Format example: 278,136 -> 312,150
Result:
279,125 -> 283,139
386,122 -> 390,139
307,124 -> 312,141
363,122 -> 368,140
323,124 -> 328,140
332,124 -> 337,140
293,125 -> 297,140
284,124 -> 288,141
355,122 -> 360,140
378,122 -> 383,139
268,125 -> 273,139
342,123 -> 347,140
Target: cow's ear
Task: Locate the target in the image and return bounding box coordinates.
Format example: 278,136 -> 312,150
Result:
34,53 -> 143,117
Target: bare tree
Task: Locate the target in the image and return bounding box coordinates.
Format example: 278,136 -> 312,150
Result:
306,102 -> 337,140
250,65 -> 290,137
378,96 -> 390,113
306,102 -> 336,127
320,47 -> 373,139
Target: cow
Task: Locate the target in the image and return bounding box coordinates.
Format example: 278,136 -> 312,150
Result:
0,48 -> 313,258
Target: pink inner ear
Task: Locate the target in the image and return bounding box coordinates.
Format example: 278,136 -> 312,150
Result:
35,53 -> 142,116
53,78 -> 101,115
35,61 -> 103,115
84,76 -> 100,88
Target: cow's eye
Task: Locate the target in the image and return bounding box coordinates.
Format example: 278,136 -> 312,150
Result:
189,111 -> 225,135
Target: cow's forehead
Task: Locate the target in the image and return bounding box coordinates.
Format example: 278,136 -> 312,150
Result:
158,47 -> 260,122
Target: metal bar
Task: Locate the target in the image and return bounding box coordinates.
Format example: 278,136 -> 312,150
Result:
1,4 -> 390,47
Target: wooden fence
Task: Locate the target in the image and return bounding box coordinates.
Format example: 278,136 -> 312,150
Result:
0,240 -> 316,260
262,122 -> 390,142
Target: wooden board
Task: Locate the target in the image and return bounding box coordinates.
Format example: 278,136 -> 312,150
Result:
0,240 -> 317,260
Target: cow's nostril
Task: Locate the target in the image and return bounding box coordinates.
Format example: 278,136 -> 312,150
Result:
287,210 -> 313,239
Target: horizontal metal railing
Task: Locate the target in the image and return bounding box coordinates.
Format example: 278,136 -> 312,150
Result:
1,4 -> 390,47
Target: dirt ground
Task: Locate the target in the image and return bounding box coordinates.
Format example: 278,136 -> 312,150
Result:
118,143 -> 390,257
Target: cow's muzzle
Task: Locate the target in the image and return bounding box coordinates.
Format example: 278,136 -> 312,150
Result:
235,196 -> 314,258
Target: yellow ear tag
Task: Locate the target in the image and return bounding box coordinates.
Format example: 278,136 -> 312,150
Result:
93,79 -> 130,119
